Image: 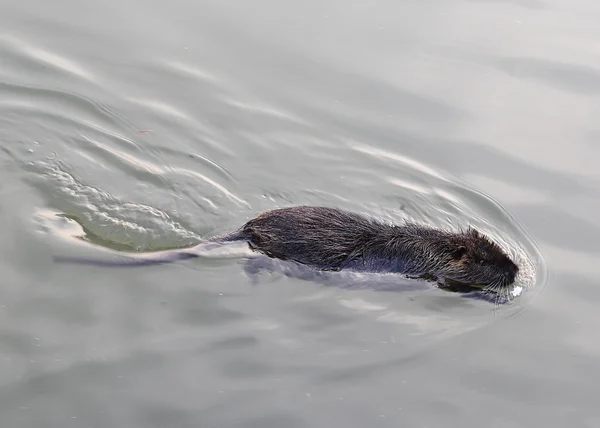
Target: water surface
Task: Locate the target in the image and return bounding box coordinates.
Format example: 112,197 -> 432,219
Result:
1,0 -> 599,427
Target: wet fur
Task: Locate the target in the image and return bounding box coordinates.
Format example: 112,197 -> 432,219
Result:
240,206 -> 518,290
54,206 -> 519,299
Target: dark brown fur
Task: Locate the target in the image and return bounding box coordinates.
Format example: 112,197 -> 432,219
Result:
237,206 -> 519,290
55,206 -> 519,294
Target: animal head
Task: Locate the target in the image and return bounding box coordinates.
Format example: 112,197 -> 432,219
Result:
443,228 -> 519,289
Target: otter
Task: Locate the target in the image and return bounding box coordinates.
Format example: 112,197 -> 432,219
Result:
54,206 -> 519,296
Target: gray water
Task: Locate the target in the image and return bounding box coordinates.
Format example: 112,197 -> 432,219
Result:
1,0 -> 598,427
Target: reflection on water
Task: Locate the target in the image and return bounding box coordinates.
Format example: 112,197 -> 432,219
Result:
0,0 -> 599,426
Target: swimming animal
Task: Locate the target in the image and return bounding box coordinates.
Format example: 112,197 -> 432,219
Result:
55,206 -> 519,296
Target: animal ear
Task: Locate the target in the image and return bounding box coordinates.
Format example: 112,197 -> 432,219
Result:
467,226 -> 480,237
452,246 -> 467,259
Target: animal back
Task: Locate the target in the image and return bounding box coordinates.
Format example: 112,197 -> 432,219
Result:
241,206 -> 385,269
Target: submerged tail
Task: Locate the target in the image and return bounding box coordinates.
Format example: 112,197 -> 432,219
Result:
53,250 -> 199,268
53,230 -> 247,268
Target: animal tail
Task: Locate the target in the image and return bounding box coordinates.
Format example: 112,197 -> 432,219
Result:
53,230 -> 247,268
53,249 -> 199,268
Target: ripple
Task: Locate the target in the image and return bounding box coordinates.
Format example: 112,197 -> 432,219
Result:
0,81 -> 135,132
126,97 -> 192,121
1,63 -> 249,249
347,142 -> 546,307
165,60 -> 224,85
0,34 -> 95,82
172,167 -> 250,208
221,97 -> 310,127
71,134 -> 248,208
352,143 -> 447,181
26,160 -> 202,251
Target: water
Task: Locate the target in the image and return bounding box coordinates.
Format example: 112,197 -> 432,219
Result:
1,0 -> 598,426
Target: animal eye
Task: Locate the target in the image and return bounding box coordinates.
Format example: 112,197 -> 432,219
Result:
452,246 -> 468,259
479,260 -> 487,265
